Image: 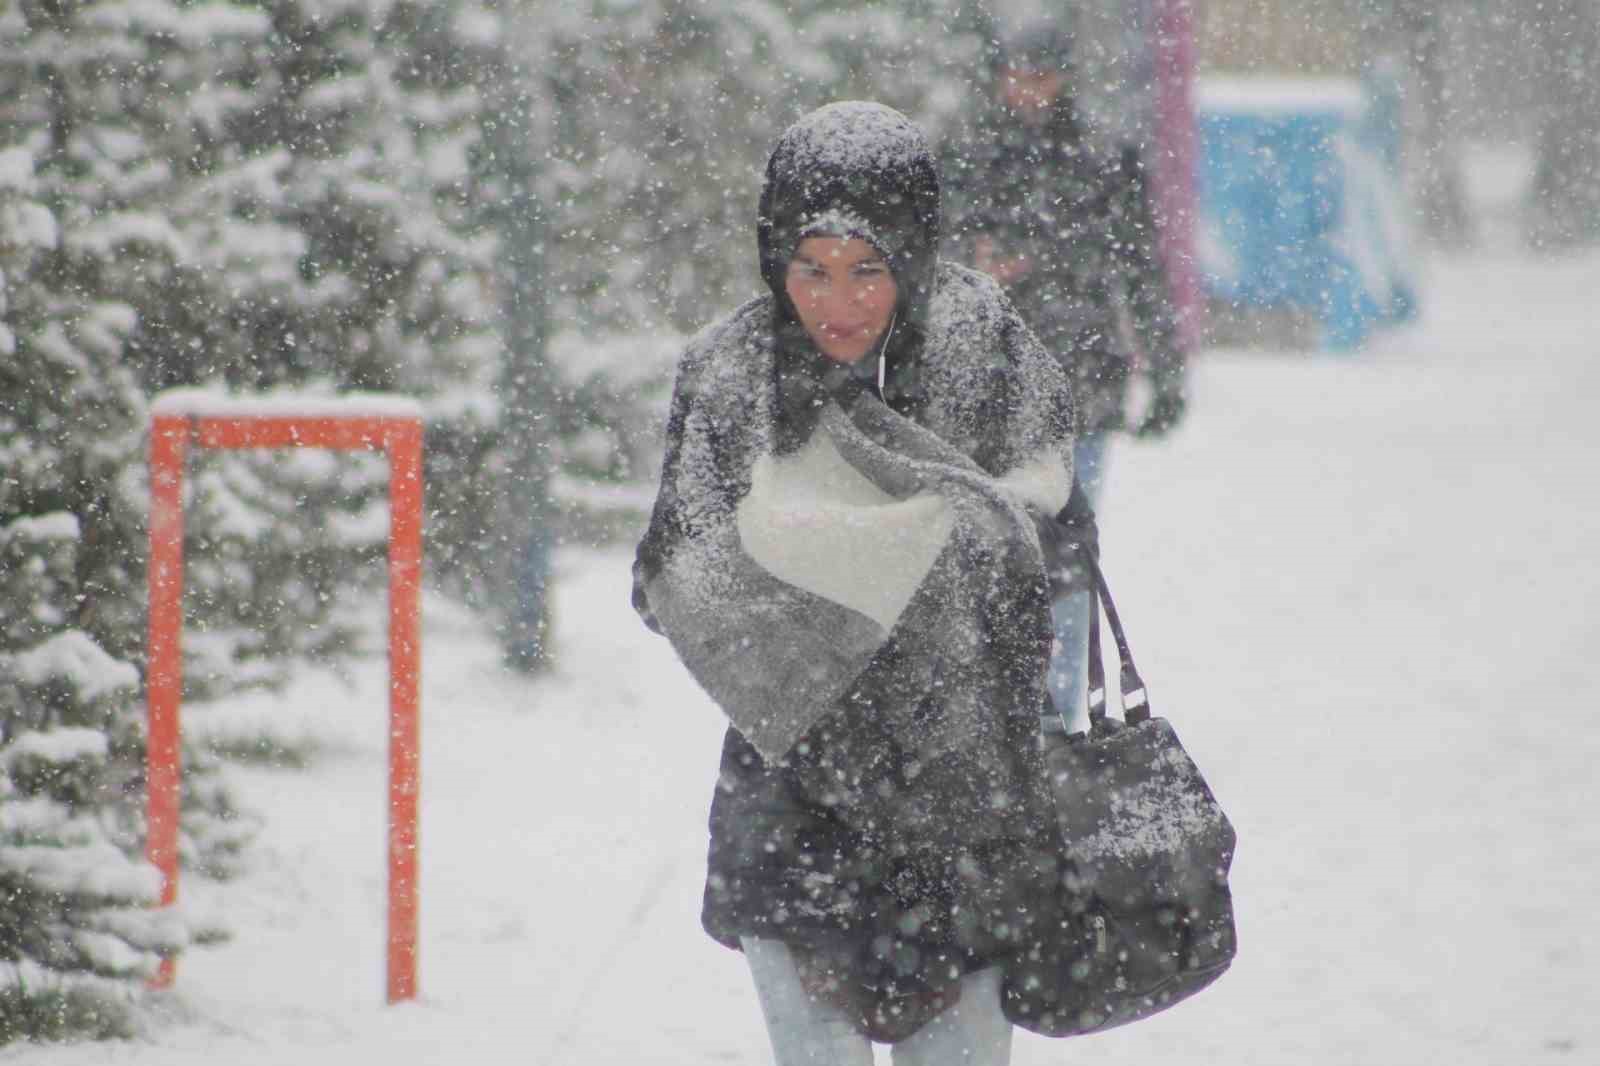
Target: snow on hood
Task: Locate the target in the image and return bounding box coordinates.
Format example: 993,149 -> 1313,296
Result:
757,101 -> 942,331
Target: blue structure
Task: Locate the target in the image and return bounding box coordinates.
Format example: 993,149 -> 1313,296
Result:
1194,76 -> 1419,350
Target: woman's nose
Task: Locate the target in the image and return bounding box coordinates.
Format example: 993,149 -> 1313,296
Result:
821,285 -> 857,312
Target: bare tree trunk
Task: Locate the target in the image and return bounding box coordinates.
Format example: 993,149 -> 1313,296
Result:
1366,0 -> 1474,247
1407,2 -> 1472,245
1525,0 -> 1600,248
485,62 -> 559,673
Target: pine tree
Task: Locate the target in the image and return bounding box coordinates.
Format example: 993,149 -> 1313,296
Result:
0,521 -> 186,1040
0,0 -> 327,1037
0,132 -> 196,1041
5,0 -> 560,687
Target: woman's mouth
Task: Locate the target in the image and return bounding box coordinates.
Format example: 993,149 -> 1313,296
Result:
821,323 -> 869,341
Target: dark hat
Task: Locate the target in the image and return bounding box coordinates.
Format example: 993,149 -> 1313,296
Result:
757,101 -> 942,331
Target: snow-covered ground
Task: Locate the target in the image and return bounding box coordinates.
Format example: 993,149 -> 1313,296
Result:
16,179 -> 1600,1063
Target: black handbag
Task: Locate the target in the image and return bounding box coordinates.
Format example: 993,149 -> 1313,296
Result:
1003,549 -> 1237,1037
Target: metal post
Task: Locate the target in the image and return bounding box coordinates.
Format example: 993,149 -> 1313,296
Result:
385,420 -> 423,1003
145,415 -> 187,990
145,400 -> 424,1001
1152,0 -> 1203,352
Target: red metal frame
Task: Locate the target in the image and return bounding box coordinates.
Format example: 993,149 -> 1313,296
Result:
146,406 -> 423,1003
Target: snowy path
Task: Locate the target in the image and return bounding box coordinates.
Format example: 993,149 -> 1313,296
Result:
15,246 -> 1600,1065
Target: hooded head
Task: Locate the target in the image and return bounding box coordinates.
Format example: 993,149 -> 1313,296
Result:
995,17 -> 1077,77
758,102 -> 942,335
985,18 -> 1085,138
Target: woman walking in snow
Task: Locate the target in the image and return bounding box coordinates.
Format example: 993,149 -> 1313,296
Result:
632,101 -> 1084,1064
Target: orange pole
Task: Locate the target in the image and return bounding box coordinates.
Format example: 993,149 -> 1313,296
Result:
146,415 -> 188,989
194,415 -> 398,451
145,407 -> 423,1002
384,420 -> 423,1003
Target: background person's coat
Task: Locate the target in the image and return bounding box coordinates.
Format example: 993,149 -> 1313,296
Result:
633,102 -> 1080,1042
942,78 -> 1186,435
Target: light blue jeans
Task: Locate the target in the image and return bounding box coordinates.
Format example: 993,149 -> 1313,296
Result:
742,937 -> 1013,1066
1046,433 -> 1110,734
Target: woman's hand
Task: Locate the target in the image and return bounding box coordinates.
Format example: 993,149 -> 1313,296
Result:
1135,385 -> 1186,439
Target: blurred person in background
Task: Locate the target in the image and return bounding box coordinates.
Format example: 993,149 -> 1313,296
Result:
942,17 -> 1189,733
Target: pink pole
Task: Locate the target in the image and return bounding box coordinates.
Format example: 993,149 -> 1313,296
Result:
1152,0 -> 1203,352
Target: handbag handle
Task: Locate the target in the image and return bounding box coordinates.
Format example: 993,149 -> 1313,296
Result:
1083,548 -> 1151,727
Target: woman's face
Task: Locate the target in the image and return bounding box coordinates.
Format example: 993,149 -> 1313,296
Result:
784,236 -> 899,365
